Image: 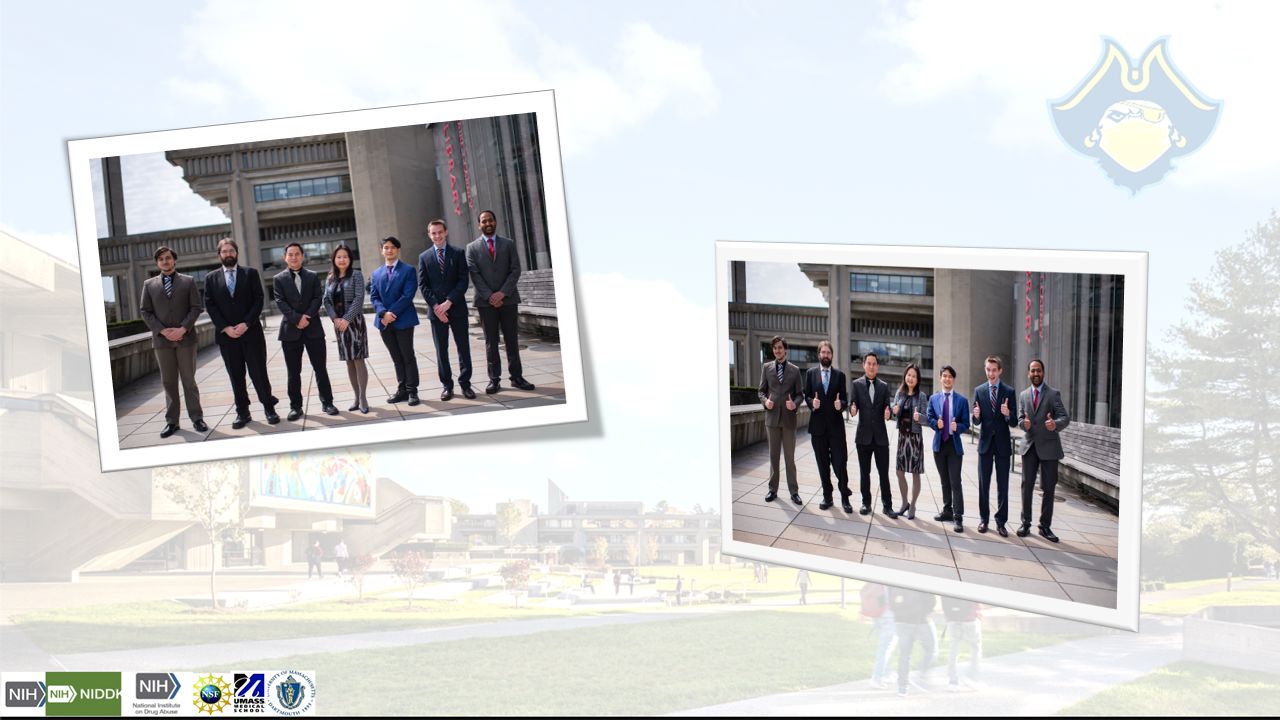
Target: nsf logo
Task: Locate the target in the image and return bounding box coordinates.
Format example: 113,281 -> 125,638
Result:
265,670 -> 316,716
192,674 -> 231,715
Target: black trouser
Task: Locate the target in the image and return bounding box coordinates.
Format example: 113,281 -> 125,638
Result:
1021,444 -> 1059,528
380,326 -> 418,392
977,451 -> 1011,524
283,334 -> 334,409
934,441 -> 964,518
477,303 -> 522,382
218,326 -> 274,415
856,443 -> 892,508
811,430 -> 851,500
429,306 -> 473,390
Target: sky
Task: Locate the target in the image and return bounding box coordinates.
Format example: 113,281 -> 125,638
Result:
3,1 -> 1279,509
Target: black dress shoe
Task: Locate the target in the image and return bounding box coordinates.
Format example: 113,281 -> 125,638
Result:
441,388 -> 454,401
349,402 -> 362,411
512,377 -> 536,391
997,523 -> 1009,538
231,414 -> 251,430
882,507 -> 898,519
388,390 -> 409,403
978,521 -> 989,534
265,410 -> 281,425
1039,526 -> 1060,543
461,385 -> 476,400
764,490 -> 778,502
934,512 -> 954,522
322,403 -> 339,416
407,392 -> 421,406
842,501 -> 854,513
859,504 -> 871,516
1016,523 -> 1031,537
287,408 -> 304,422
819,498 -> 834,510
486,381 -> 501,394
953,520 -> 964,533
192,420 -> 209,433
160,423 -> 179,438
791,493 -> 803,506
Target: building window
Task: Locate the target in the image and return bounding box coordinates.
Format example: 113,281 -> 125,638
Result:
851,273 -> 931,296
852,340 -> 932,367
253,175 -> 351,203
759,343 -> 819,366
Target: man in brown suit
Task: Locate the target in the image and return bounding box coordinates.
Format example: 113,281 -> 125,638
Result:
758,335 -> 805,505
139,246 -> 207,438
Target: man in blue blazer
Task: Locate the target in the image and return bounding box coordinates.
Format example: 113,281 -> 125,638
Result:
971,355 -> 1018,537
927,365 -> 971,533
418,219 -> 474,401
368,236 -> 421,406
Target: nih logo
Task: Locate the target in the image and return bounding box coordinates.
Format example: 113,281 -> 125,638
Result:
4,680 -> 46,707
136,672 -> 181,700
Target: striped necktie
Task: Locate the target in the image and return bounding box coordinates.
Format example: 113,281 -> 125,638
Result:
776,363 -> 783,383
437,247 -> 446,274
162,274 -> 173,298
227,269 -> 236,296
990,383 -> 997,411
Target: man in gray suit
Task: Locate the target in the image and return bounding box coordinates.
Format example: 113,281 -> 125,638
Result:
1016,358 -> 1071,542
758,335 -> 805,505
139,246 -> 206,438
273,242 -> 338,421
465,210 -> 535,395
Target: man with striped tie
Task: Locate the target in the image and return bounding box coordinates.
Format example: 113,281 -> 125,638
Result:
758,335 -> 805,505
139,245 -> 206,438
418,219 -> 474,401
971,355 -> 1018,537
1017,359 -> 1071,542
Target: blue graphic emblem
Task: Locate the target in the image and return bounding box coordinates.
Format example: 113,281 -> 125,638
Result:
1050,38 -> 1220,192
275,675 -> 305,711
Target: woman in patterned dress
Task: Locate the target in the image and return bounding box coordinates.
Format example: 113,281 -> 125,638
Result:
891,362 -> 927,519
322,244 -> 370,413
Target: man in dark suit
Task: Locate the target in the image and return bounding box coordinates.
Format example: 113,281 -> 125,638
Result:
368,236 -> 421,406
204,237 -> 278,429
273,242 -> 338,421
849,352 -> 897,517
1017,358 -> 1071,542
417,219 -> 474,401
928,365 -> 971,532
138,245 -> 206,438
465,210 -> 535,395
971,355 -> 1018,536
758,335 -> 804,505
803,340 -> 850,511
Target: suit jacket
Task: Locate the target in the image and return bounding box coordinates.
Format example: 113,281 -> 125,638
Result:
368,260 -> 420,331
272,267 -> 326,342
322,269 -> 365,324
758,360 -> 803,429
204,266 -> 266,345
417,244 -> 470,319
891,388 -> 928,435
850,375 -> 892,447
927,390 -> 972,454
803,365 -> 847,437
972,381 -> 1019,456
465,234 -> 521,307
1018,383 -> 1070,459
139,272 -> 201,349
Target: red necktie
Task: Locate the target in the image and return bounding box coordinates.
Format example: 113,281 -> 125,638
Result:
1033,387 -> 1040,411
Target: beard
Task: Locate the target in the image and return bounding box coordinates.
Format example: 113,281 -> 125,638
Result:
819,357 -> 832,367
220,255 -> 237,268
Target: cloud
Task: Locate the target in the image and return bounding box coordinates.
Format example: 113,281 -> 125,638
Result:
875,1 -> 1280,184
173,0 -> 716,156
1,225 -> 81,267
120,153 -> 228,234
744,261 -> 826,306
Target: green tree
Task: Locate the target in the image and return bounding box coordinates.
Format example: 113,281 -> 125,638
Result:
448,498 -> 470,517
496,503 -> 526,546
645,535 -> 659,565
653,500 -> 670,514
589,536 -> 610,568
1145,211 -> 1280,569
155,459 -> 247,610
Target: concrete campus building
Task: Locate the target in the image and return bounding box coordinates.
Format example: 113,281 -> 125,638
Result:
728,261 -> 1125,502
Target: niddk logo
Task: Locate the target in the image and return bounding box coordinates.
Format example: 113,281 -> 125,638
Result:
266,670 -> 316,716
45,672 -> 121,717
1050,38 -> 1220,192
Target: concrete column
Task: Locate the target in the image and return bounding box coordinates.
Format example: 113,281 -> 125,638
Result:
261,529 -> 293,568
346,126 -> 443,272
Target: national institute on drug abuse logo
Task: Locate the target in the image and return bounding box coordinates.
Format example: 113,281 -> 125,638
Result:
1050,38 -> 1220,192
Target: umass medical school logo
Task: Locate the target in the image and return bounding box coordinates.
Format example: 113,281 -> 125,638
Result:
1051,38 -> 1220,192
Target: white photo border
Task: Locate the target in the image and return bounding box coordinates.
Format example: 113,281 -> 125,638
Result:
716,240 -> 1146,632
68,91 -> 587,472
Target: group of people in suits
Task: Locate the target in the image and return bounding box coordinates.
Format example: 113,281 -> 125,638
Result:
136,209 -> 534,439
757,335 -> 1071,542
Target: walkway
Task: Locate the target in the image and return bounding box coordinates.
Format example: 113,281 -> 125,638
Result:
113,314 -> 565,448
731,424 -> 1120,607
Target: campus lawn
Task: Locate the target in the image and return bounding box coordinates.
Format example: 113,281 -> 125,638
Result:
1141,583 -> 1280,616
205,607 -> 1089,716
1059,661 -> 1280,716
13,592 -> 590,655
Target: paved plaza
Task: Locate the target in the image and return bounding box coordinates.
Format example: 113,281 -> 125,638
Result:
731,423 -> 1120,608
114,313 -> 565,448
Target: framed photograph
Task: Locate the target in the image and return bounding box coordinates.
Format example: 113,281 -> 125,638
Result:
69,91 -> 586,472
717,241 -> 1146,631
